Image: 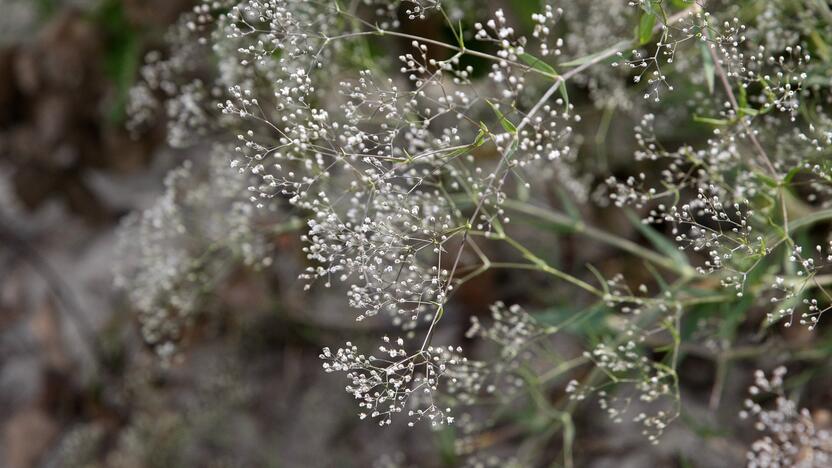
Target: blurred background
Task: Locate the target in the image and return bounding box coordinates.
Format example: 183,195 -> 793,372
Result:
1,1 -> 830,467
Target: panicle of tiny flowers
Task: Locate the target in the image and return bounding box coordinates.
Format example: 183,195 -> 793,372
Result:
568,303 -> 682,443
120,0 -> 832,447
560,0 -> 638,110
320,337 -> 466,427
768,242 -> 832,330
570,339 -> 678,443
741,367 -> 832,468
114,149 -> 278,360
466,301 -> 553,360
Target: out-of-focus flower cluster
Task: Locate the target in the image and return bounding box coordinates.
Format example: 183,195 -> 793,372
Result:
114,148 -> 281,359
741,368 -> 832,468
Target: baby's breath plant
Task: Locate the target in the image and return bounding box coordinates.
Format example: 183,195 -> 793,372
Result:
117,0 -> 832,465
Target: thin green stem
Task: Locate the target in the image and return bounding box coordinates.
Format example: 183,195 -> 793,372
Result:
787,207 -> 832,233
326,29 -> 556,79
502,199 -> 695,277
497,234 -> 605,297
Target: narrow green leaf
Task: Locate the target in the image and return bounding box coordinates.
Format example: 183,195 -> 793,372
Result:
439,5 -> 464,49
755,172 -> 780,188
643,262 -> 670,292
693,115 -> 731,126
555,187 -> 581,221
639,0 -> 659,16
558,81 -> 569,112
783,166 -> 802,184
625,210 -> 691,268
738,82 -> 748,108
486,100 -> 517,134
435,305 -> 444,322
699,42 -> 715,94
519,52 -> 559,78
518,52 -> 568,110
810,30 -> 831,62
506,138 -> 519,158
474,122 -> 489,146
638,13 -> 657,45
586,264 -> 610,295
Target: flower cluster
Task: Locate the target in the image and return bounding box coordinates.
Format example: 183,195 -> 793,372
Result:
769,243 -> 832,329
466,302 -> 552,359
320,338 -> 468,427
741,368 -> 832,468
114,148 -> 280,359
571,335 -> 679,443
117,0 -> 832,464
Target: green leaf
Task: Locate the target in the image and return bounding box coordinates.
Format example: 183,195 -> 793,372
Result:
783,166 -> 802,184
439,5 -> 465,49
699,42 -> 715,94
693,115 -> 731,126
519,52 -> 568,111
638,13 -> 657,45
96,0 -> 141,123
474,122 -> 490,146
506,138 -> 520,158
736,84 -> 760,119
434,425 -> 457,466
519,52 -> 559,78
738,82 -> 748,108
755,172 -> 780,188
644,262 -> 670,292
557,81 -> 569,112
435,305 -> 445,322
442,126 -> 489,160
534,303 -> 609,339
625,210 -> 691,268
639,0 -> 659,15
555,187 -> 581,221
810,31 -> 831,62
486,100 -> 517,134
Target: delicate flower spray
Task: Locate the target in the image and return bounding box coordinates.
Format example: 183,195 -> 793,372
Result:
118,1 -> 832,465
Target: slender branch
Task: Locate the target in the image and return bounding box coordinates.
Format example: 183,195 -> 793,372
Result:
502,199 -> 695,277
706,40 -> 777,175
786,207 -> 832,233
328,30 -> 556,79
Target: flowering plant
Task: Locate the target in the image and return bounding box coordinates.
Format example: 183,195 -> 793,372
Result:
118,0 -> 832,465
